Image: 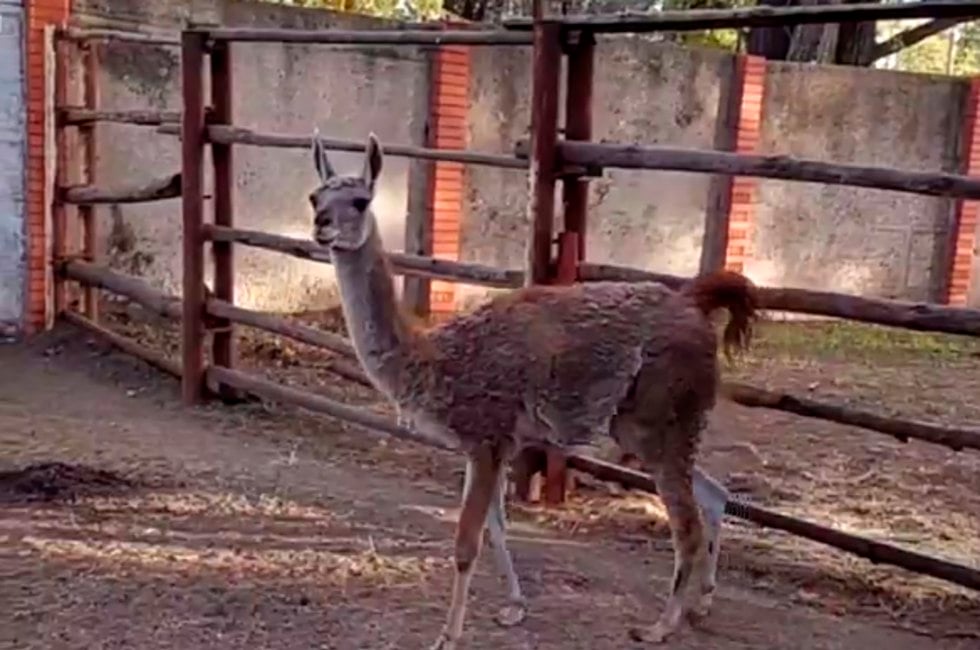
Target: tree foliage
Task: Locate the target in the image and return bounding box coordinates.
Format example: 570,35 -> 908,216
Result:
257,0 -> 980,75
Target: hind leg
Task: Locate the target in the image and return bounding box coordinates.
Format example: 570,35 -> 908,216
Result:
643,455 -> 709,642
615,417 -> 709,643
690,466 -> 728,620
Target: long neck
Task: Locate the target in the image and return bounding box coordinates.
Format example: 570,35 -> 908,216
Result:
330,217 -> 414,393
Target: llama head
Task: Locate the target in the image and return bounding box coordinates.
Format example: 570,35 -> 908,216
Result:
309,130 -> 384,251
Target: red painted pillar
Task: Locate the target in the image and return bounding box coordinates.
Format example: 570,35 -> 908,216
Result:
24,0 -> 71,333
724,55 -> 766,274
428,44 -> 471,320
949,79 -> 980,306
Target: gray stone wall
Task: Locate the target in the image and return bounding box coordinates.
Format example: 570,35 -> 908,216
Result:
749,62 -> 966,302
0,0 -> 25,332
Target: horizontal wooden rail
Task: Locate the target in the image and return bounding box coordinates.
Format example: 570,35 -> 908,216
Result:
503,1 -> 980,33
723,383 -> 980,453
514,139 -> 980,200
61,261 -> 181,320
157,124 -> 528,169
60,27 -> 179,46
566,455 -> 980,592
208,364 -> 980,592
207,366 -> 456,450
59,107 -> 180,126
63,311 -> 182,377
207,299 -> 357,359
200,27 -> 533,46
60,173 -> 182,205
205,225 -> 524,288
60,260 -> 978,453
578,263 -> 980,337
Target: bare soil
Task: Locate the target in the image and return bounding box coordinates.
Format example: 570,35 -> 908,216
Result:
1,313 -> 978,649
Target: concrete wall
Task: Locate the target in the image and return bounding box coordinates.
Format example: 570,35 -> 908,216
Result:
68,1 -> 976,311
461,38 -> 731,307
750,62 -> 966,302
0,0 -> 25,334
73,0 -> 427,311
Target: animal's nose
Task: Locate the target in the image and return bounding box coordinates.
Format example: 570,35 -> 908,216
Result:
315,211 -> 332,228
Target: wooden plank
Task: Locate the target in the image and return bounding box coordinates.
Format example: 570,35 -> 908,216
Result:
565,455 -> 980,592
156,124 -> 527,169
60,173 -> 181,205
181,31 -> 207,405
724,382 -> 980,453
203,225 -> 524,289
60,260 -> 181,319
578,262 -> 980,337
59,107 -> 180,126
63,311 -> 181,377
207,366 -> 457,451
556,140 -> 980,200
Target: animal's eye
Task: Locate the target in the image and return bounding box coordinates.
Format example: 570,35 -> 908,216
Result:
352,197 -> 369,212
308,193 -> 317,207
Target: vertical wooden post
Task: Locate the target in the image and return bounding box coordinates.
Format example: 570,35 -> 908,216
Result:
513,19 -> 562,503
560,30 -> 594,259
540,30 -> 596,507
79,42 -> 100,321
700,55 -> 745,275
210,41 -> 236,378
403,47 -> 436,319
52,36 -> 68,316
524,21 -> 562,288
181,31 -> 207,405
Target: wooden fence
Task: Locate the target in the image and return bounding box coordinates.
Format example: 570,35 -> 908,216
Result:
50,2 -> 980,594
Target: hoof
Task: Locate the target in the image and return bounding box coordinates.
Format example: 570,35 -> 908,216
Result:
627,610 -> 684,644
429,631 -> 458,650
627,622 -> 675,645
686,592 -> 714,626
494,600 -> 527,628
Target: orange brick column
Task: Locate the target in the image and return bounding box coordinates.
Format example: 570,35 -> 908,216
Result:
949,78 -> 980,306
427,45 -> 470,318
724,55 -> 766,274
24,0 -> 70,333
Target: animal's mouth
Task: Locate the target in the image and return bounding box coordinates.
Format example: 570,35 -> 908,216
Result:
313,226 -> 338,247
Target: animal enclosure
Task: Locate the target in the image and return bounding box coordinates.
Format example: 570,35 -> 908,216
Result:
47,0 -> 980,612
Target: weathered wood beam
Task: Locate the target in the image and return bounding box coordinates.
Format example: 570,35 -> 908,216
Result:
724,382 -> 980,452
63,311 -> 182,377
59,107 -> 180,126
204,225 -> 524,289
156,124 -> 529,170
578,263 -> 980,338
60,173 -> 182,205
60,261 -> 181,320
513,139 -> 980,200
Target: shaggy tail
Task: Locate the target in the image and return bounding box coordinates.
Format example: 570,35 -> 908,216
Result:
684,270 -> 758,356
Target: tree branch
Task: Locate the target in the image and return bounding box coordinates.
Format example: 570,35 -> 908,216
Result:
868,17 -> 972,64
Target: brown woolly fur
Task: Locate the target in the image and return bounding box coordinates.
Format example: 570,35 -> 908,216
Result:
684,270 -> 758,357
310,132 -> 749,648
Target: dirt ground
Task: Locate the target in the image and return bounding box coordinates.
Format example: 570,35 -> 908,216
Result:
1,314 -> 979,649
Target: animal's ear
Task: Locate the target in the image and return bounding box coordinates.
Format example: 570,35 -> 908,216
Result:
312,128 -> 335,183
361,132 -> 384,191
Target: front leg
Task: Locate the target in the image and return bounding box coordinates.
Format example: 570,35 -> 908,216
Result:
432,443 -> 504,650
